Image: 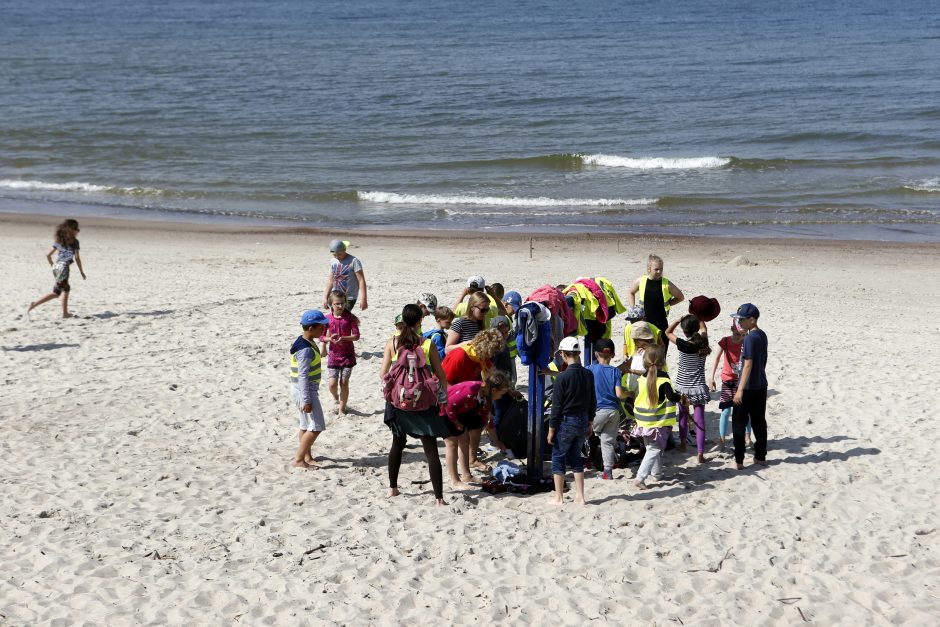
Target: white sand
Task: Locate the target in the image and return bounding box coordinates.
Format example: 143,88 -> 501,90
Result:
1,217 -> 938,625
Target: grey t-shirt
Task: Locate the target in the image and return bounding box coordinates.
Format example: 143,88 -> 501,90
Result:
330,254 -> 363,300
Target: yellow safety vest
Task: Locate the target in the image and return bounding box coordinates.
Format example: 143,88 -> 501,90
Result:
634,375 -> 677,428
290,340 -> 322,385
623,322 -> 663,359
637,276 -> 673,315
393,337 -> 435,366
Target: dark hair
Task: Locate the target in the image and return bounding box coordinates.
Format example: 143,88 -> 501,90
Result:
491,282 -> 504,300
329,290 -> 359,324
55,220 -> 78,248
397,304 -> 423,350
680,315 -> 711,357
482,370 -> 511,402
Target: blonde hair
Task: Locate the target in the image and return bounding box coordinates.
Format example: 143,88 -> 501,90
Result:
467,291 -> 489,310
643,345 -> 666,406
647,254 -> 663,272
468,328 -> 504,360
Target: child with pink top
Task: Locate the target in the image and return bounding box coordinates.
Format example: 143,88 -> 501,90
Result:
322,290 -> 360,414
709,321 -> 751,449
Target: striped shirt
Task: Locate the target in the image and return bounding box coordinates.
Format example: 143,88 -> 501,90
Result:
674,337 -> 707,390
450,317 -> 482,343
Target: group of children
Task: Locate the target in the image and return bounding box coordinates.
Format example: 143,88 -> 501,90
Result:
287,245 -> 770,506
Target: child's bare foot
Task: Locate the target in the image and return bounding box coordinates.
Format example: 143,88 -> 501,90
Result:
459,474 -> 480,484
292,460 -> 312,469
434,498 -> 446,507
735,463 -> 744,470
753,458 -> 768,466
304,457 -> 321,468
634,480 -> 649,490
549,495 -> 564,506
450,480 -> 472,490
746,437 -> 753,446
339,404 -> 347,415
573,496 -> 587,506
388,487 -> 400,497
470,460 -> 490,471
697,453 -> 706,464
679,443 -> 688,453
62,312 -> 72,319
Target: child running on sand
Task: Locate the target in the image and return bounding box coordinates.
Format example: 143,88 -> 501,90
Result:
709,320 -> 751,450
323,290 -> 360,415
548,336 -> 596,505
666,315 -> 712,463
290,309 -> 328,469
28,219 -> 86,320
632,346 -> 679,488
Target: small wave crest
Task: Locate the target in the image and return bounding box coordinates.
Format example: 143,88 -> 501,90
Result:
580,154 -> 731,170
358,191 -> 657,207
903,177 -> 940,192
0,179 -> 161,196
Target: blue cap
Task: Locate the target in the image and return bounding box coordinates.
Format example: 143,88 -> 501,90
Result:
731,303 -> 760,319
503,291 -> 522,310
300,309 -> 328,326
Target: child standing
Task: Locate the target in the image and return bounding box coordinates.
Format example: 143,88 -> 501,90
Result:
323,239 -> 367,311
547,336 -> 596,506
666,315 -> 712,463
290,309 -> 328,469
28,219 -> 86,319
586,339 -> 628,480
709,321 -> 750,449
423,306 -> 454,361
731,303 -> 769,469
632,346 -> 679,489
323,290 -> 360,415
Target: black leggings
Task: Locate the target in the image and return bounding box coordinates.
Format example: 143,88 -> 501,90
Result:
388,435 -> 443,500
732,389 -> 768,464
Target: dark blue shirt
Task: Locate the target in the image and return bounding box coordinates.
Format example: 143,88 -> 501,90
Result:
586,363 -> 622,410
741,328 -> 768,390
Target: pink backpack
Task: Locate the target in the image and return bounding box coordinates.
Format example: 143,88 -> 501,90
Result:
383,345 -> 439,411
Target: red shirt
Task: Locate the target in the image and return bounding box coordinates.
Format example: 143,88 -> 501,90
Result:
717,336 -> 743,382
441,347 -> 484,384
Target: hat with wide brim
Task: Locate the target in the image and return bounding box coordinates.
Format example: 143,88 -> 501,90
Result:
689,295 -> 721,322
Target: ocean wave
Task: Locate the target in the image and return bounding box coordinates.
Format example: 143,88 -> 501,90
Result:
903,178 -> 940,192
580,154 -> 731,169
358,191 -> 657,207
0,179 -> 161,196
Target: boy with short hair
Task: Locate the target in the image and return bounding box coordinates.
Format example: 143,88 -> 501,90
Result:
548,337 -> 596,505
423,306 -> 454,360
290,309 -> 328,469
731,303 -> 769,469
586,338 -> 629,480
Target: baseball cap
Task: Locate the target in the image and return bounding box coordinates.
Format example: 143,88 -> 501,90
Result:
467,275 -> 486,289
731,303 -> 760,319
558,336 -> 580,353
489,315 -> 510,329
394,313 -> 403,325
418,292 -> 438,311
630,322 -> 655,340
594,338 -> 615,356
503,291 -> 522,310
329,239 -> 349,252
300,309 -> 327,326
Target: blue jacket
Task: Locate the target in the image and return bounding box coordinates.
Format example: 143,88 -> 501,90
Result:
516,303 -> 552,368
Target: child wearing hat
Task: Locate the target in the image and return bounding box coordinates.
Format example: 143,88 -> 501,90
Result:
323,239 -> 367,311
290,309 -> 328,469
731,303 -> 769,469
547,336 -> 596,505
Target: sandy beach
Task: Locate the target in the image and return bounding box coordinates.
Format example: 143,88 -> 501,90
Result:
1,215 -> 939,625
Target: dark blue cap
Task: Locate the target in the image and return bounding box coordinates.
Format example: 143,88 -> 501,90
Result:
731,303 -> 760,319
300,309 -> 328,326
503,291 -> 522,309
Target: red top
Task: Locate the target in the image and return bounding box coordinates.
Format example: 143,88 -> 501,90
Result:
441,347 -> 486,384
441,380 -> 489,424
717,335 -> 743,382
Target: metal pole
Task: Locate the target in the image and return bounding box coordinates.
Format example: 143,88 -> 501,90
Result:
583,339 -> 594,366
526,362 -> 540,478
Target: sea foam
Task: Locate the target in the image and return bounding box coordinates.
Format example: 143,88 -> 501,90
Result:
0,179 -> 159,195
904,177 -> 940,192
358,191 -> 657,207
580,154 -> 731,169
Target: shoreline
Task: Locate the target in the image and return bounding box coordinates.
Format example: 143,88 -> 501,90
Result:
4,210 -> 940,254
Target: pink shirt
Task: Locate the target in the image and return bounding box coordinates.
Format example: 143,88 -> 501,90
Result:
718,336 -> 742,382
326,311 -> 359,367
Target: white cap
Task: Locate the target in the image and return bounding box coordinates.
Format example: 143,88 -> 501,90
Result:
557,336 -> 580,353
467,275 -> 486,289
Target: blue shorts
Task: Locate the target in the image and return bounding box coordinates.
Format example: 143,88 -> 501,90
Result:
551,415 -> 588,475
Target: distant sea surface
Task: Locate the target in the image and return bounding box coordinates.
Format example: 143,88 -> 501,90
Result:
2,0 -> 939,241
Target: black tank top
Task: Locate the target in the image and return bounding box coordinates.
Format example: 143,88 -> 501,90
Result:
643,278 -> 667,329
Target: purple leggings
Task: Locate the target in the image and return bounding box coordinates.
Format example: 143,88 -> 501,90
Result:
677,403 -> 706,453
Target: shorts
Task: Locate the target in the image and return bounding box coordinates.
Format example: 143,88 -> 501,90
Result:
327,366 -> 354,381
52,263 -> 71,295
719,379 -> 739,409
291,387 -> 326,432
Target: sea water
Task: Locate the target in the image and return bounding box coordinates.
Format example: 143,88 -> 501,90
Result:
2,0 -> 939,241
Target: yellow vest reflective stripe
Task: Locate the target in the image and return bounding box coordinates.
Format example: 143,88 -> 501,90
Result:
638,276 -> 673,315
634,375 -> 677,428
290,342 -> 322,385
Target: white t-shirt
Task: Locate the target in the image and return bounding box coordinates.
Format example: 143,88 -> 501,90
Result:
330,254 -> 363,300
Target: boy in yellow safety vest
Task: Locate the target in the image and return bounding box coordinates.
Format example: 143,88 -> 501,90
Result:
290,309 -> 327,469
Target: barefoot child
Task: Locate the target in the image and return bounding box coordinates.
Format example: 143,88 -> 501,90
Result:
290,309 -> 328,468
28,219 -> 86,319
709,321 -> 750,449
731,303 -> 769,469
323,291 -> 360,414
666,315 -> 712,463
547,336 -> 596,505
441,371 -> 512,489
586,339 -> 629,480
632,346 -> 679,488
